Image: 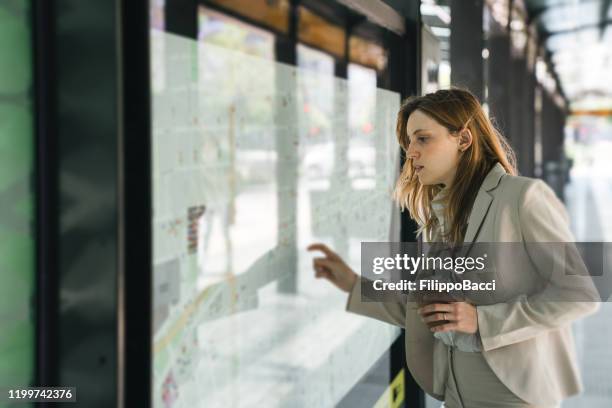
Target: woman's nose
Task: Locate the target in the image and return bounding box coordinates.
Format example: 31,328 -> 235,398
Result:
406,144 -> 419,160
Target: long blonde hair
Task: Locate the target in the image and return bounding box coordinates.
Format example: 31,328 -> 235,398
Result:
394,88 -> 517,244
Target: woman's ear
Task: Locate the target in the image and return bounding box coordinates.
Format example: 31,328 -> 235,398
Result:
458,128 -> 473,152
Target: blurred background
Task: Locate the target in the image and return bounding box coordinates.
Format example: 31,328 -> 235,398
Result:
0,0 -> 610,407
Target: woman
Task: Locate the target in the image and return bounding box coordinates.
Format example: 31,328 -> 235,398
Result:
308,89 -> 599,408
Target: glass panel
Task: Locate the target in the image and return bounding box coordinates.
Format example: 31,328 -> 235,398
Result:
420,0 -> 451,94
199,8 -> 275,60
150,5 -> 400,407
348,63 -> 377,154
151,0 -> 165,30
0,0 -> 35,396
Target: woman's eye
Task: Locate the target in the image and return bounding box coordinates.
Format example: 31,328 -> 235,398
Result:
417,137 -> 428,143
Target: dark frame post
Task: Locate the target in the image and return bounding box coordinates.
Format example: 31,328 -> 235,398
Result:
119,0 -> 153,407
32,0 -> 153,406
388,1 -> 424,407
54,1 -> 121,405
33,0 -> 59,393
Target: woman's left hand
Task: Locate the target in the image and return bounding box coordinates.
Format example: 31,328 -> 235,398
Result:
418,302 -> 479,334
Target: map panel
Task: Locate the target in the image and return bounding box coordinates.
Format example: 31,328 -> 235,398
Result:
151,11 -> 402,406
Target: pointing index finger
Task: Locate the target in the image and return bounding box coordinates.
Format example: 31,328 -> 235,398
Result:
307,243 -> 340,260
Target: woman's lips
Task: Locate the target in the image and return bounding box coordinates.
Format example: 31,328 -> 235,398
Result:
414,165 -> 424,173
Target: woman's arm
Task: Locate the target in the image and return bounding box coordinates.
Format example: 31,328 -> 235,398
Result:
476,180 -> 600,351
346,276 -> 408,328
309,243 -> 408,328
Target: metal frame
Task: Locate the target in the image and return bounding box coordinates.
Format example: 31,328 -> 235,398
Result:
30,0 -> 424,406
32,0 -> 148,406
33,0 -> 59,393
118,0 -> 153,407
393,3 -> 425,408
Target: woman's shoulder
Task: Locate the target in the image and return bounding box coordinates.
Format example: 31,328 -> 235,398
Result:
495,173 -> 564,214
496,173 -> 554,198
480,163 -> 546,199
488,173 -> 572,241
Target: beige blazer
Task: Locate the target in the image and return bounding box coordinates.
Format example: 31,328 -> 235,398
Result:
346,162 -> 600,407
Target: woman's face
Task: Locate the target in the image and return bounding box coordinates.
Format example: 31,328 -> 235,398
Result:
405,109 -> 462,187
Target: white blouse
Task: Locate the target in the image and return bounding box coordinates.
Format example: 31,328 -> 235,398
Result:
427,187 -> 482,352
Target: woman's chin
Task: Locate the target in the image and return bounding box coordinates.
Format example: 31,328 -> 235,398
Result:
419,178 -> 441,186
417,175 -> 432,185
417,172 -> 442,186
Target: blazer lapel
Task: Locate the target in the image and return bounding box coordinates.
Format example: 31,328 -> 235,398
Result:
463,190 -> 493,243
462,162 -> 507,244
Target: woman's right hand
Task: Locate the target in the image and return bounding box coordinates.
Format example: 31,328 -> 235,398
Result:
307,243 -> 357,293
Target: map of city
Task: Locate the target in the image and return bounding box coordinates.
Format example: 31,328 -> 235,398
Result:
151,22 -> 402,407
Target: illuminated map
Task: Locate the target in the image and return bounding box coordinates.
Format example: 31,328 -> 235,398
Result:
151,15 -> 401,407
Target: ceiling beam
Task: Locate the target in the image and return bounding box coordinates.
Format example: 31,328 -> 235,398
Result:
571,108 -> 612,116
336,0 -> 405,35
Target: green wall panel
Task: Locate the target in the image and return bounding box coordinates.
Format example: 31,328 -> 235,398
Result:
0,1 -> 35,405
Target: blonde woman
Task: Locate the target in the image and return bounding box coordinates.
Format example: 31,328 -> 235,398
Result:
308,89 -> 599,408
